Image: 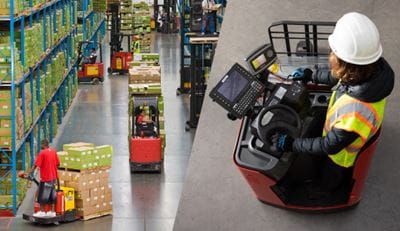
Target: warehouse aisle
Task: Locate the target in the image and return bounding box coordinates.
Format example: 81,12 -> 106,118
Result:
10,33 -> 195,231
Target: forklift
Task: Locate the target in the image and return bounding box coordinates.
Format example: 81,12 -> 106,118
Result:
108,3 -> 133,75
19,173 -> 78,225
129,96 -> 163,172
77,41 -> 104,84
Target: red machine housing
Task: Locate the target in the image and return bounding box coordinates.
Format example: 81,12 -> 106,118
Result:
77,63 -> 104,82
130,137 -> 162,172
234,118 -> 381,211
110,52 -> 132,73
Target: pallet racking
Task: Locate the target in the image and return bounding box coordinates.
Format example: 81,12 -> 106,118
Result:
0,0 -> 106,216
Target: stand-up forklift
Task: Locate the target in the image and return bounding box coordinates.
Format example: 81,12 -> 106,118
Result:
108,3 -> 133,75
77,41 -> 104,84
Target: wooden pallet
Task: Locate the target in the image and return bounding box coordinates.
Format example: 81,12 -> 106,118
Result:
81,210 -> 112,221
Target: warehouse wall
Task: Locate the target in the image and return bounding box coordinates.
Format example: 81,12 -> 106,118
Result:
174,0 -> 400,230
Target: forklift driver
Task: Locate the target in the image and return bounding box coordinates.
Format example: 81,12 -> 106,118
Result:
23,140 -> 60,217
272,12 -> 394,197
89,48 -> 97,64
135,107 -> 157,137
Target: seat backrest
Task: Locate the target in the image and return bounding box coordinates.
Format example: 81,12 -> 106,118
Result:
350,128 -> 382,200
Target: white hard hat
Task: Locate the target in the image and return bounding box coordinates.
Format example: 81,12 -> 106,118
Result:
328,12 -> 382,65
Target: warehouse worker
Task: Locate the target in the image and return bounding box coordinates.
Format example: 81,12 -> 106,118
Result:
24,140 -> 60,217
272,12 -> 394,197
89,48 -> 97,64
202,0 -> 217,34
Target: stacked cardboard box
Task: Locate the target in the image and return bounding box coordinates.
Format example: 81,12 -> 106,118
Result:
58,168 -> 112,219
93,0 -> 106,12
133,2 -> 151,35
0,42 -> 24,82
0,0 -> 25,16
0,90 -> 24,149
58,142 -> 113,219
128,83 -> 162,95
120,0 -> 134,35
129,66 -> 161,84
59,143 -> 113,170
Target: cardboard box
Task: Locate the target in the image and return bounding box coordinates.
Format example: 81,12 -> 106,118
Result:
75,198 -> 91,208
66,180 -> 90,191
63,142 -> 95,151
0,127 -> 12,136
75,190 -> 90,200
0,119 -> 11,128
90,187 -> 99,198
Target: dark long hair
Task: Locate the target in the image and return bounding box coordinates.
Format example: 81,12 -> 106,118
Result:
330,53 -> 378,85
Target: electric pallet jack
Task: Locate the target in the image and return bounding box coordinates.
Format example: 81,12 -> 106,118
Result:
77,41 -> 105,84
129,96 -> 163,173
19,172 -> 78,225
108,3 -> 133,75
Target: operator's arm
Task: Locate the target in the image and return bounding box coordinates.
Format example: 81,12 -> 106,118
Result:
311,65 -> 338,86
27,165 -> 38,177
292,128 -> 358,155
26,151 -> 43,177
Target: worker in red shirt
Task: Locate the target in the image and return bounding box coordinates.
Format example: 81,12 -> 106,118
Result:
23,140 -> 60,218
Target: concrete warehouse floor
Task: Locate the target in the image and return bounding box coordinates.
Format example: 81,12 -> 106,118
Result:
9,33 -> 195,231
174,0 -> 400,231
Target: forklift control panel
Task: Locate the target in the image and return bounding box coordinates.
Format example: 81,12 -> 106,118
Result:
210,63 -> 265,118
245,44 -> 277,75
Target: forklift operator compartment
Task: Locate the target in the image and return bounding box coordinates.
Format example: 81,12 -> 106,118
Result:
210,20 -> 382,211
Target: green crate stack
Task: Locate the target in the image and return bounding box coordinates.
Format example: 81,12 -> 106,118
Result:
120,0 -> 134,34
23,81 -> 33,129
51,102 -> 59,137
158,96 -> 166,151
93,0 -> 107,13
58,145 -> 113,170
0,172 -> 29,208
0,0 -> 25,16
14,23 -> 44,72
0,42 -> 24,82
71,68 -> 78,97
45,14 -> 52,49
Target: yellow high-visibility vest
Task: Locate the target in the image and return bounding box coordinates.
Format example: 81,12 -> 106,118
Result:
323,89 -> 386,167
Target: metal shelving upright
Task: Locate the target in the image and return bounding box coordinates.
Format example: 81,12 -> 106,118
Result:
0,0 -> 106,216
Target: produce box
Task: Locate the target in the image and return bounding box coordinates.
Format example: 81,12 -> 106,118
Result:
94,145 -> 113,167
129,66 -> 161,83
63,142 -> 95,151
128,83 -> 162,95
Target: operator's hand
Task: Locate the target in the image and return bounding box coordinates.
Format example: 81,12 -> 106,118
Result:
291,68 -> 313,83
271,133 -> 294,152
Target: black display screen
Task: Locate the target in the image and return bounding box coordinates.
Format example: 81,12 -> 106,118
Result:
217,70 -> 249,103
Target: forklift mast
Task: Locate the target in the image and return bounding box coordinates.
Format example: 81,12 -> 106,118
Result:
109,3 -> 122,54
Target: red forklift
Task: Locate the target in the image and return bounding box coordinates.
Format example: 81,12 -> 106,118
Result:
77,41 -> 104,84
108,3 -> 133,75
129,96 -> 163,173
19,173 -> 78,225
210,21 -> 383,212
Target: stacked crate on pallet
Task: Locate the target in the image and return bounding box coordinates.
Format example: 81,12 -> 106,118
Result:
120,0 -> 134,35
128,52 -> 166,154
57,142 -> 113,220
131,2 -> 152,53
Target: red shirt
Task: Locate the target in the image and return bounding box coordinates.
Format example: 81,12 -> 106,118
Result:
137,114 -> 145,123
35,148 -> 60,182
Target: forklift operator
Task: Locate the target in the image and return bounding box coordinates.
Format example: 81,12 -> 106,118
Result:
272,12 -> 394,194
24,140 -> 60,217
88,48 -> 97,64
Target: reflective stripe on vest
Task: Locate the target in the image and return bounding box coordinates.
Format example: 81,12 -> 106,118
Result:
323,91 -> 385,167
